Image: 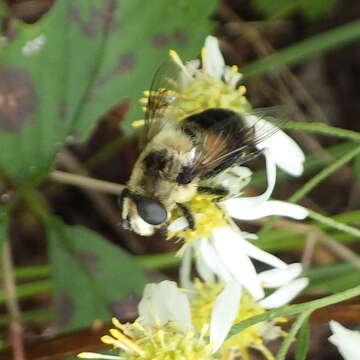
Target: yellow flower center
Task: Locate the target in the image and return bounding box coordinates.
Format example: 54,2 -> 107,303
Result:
133,49 -> 251,130
190,280 -> 284,360
78,318 -> 215,360
169,194 -> 228,243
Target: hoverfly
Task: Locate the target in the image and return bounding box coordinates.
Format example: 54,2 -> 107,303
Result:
119,58 -> 285,236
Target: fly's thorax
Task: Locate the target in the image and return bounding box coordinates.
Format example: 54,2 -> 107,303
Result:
128,128 -> 197,200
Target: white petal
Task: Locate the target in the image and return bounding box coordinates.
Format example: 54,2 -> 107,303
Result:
210,165 -> 252,196
211,227 -> 264,299
259,277 -> 309,309
221,225 -> 287,268
203,36 -> 225,78
223,66 -> 243,88
179,245 -> 194,289
258,263 -> 303,288
138,281 -> 192,331
168,214 -> 203,232
199,238 -> 232,282
185,59 -> 200,74
253,119 -> 305,177
210,281 -> 242,351
329,321 -> 360,360
221,149 -> 276,218
168,216 -> 189,232
234,200 -> 308,220
78,353 -> 122,359
194,243 -> 215,283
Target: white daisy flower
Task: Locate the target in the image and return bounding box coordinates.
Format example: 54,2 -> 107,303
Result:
137,280 -> 192,331
170,149 -> 308,299
78,281 -> 229,360
190,274 -> 307,360
329,321 -> 360,360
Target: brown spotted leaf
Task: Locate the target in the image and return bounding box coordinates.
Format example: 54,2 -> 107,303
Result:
0,0 -> 217,179
47,216 -> 148,331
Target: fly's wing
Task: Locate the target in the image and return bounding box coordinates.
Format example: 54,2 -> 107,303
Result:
139,60 -> 185,150
178,108 -> 289,182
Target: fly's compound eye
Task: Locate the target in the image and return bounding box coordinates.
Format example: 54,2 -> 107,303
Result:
134,196 -> 167,225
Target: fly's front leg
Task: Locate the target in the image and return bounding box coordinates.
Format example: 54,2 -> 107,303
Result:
176,203 -> 195,231
198,186 -> 229,199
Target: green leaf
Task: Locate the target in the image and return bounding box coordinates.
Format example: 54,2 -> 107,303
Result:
252,0 -> 336,21
294,318 -> 310,360
301,0 -> 336,21
276,311 -> 311,360
47,216 -> 148,332
252,0 -> 291,18
353,154 -> 360,184
241,19 -> 360,78
0,0 -> 216,180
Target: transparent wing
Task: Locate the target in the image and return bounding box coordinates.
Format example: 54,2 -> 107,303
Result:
182,107 -> 290,180
140,60 -> 184,150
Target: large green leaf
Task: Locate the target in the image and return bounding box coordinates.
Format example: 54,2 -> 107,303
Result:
47,216 -> 148,331
0,0 -> 216,179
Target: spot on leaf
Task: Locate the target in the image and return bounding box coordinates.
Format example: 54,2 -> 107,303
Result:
172,28 -> 187,44
0,67 -> 38,132
68,0 -> 119,38
76,250 -> 100,273
57,293 -> 75,326
58,101 -> 67,118
152,33 -> 169,48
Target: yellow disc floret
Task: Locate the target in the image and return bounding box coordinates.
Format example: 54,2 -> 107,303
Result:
78,317 -> 215,360
169,194 -> 228,243
190,280 -> 284,360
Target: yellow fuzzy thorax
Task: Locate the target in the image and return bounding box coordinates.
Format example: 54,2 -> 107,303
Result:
168,194 -> 228,243
78,317 -> 215,360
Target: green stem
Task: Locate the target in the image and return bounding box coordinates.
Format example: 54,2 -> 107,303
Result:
276,311 -> 311,360
241,19 -> 360,77
308,210 -> 360,238
228,285 -> 360,338
290,144 -> 360,203
1,241 -> 21,322
280,121 -> 360,142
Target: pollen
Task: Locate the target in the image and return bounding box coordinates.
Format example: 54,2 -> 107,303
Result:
170,194 -> 228,243
190,280 -> 284,360
78,317 -> 216,360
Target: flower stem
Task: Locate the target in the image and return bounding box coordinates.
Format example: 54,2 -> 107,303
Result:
276,311 -> 311,360
1,240 -> 26,360
228,284 -> 360,338
280,122 -> 360,142
289,144 -> 360,203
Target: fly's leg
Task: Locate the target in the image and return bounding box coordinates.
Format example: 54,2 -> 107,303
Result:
176,203 -> 195,231
198,186 -> 229,199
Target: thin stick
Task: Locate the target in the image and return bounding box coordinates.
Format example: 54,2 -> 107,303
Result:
254,217 -> 360,269
2,241 -> 26,360
301,232 -> 317,270
50,170 -> 124,195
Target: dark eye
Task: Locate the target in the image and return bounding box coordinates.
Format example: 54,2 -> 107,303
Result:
134,196 -> 167,225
